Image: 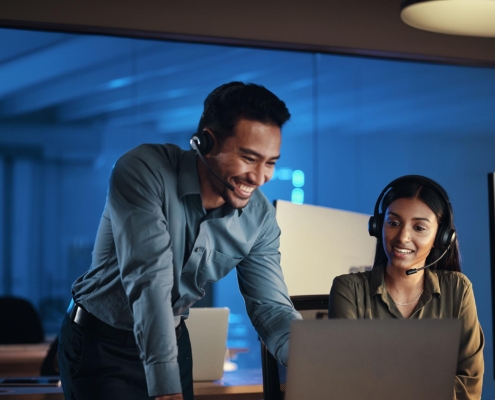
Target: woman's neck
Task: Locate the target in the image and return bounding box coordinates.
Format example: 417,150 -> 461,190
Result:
384,265 -> 425,319
384,265 -> 425,295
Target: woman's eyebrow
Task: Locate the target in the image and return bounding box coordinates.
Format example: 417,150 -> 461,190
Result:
387,211 -> 431,223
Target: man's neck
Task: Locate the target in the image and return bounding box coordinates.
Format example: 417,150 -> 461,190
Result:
197,157 -> 225,210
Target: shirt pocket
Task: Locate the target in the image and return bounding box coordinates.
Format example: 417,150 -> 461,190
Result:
198,250 -> 243,284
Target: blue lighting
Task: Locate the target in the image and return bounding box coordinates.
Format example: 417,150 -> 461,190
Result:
292,170 -> 305,187
291,188 -> 304,204
108,77 -> 133,89
274,167 -> 293,181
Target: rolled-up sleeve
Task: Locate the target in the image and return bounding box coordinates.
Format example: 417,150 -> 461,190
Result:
454,283 -> 484,400
108,154 -> 181,397
236,208 -> 302,366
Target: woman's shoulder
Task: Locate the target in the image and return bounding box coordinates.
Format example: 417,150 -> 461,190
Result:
333,270 -> 373,286
434,270 -> 473,291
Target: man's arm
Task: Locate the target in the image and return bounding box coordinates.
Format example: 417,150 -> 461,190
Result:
109,153 -> 182,397
235,207 -> 301,365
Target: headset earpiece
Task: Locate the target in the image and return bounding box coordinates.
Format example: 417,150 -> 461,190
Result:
368,213 -> 383,238
190,130 -> 214,155
436,220 -> 456,250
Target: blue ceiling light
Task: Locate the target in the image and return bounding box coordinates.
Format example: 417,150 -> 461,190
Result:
401,0 -> 495,37
108,77 -> 133,89
292,170 -> 305,188
291,188 -> 305,205
274,168 -> 293,181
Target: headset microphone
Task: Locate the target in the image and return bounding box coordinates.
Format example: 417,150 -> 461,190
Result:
190,134 -> 235,192
405,245 -> 451,276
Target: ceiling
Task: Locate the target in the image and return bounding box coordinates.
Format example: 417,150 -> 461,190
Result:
1,1 -> 495,65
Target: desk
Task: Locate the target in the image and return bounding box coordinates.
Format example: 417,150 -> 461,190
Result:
0,370 -> 263,400
0,344 -> 50,377
0,344 -> 262,399
0,345 -> 250,378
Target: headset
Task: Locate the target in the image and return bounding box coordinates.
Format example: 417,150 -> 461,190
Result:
368,175 -> 456,250
190,81 -> 246,156
190,130 -> 235,191
189,82 -> 250,192
190,130 -> 214,156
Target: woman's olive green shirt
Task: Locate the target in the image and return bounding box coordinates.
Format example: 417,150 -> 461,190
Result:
329,265 -> 484,400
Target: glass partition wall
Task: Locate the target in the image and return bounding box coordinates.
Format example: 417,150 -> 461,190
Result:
1,27 -> 495,391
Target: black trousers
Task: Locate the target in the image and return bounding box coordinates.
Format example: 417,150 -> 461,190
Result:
58,314 -> 194,399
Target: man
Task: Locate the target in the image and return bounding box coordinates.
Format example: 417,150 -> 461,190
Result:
58,82 -> 302,399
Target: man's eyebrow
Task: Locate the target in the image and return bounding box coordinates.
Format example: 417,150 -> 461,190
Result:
239,147 -> 281,160
387,211 -> 431,223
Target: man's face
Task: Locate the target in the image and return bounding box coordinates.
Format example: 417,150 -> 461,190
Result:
205,118 -> 281,209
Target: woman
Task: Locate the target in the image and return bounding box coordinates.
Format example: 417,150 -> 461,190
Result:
329,175 -> 484,399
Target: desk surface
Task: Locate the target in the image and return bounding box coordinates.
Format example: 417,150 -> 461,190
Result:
0,344 -> 263,399
0,344 -> 50,377
0,370 -> 263,400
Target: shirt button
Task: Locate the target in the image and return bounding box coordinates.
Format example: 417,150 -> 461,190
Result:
195,247 -> 202,252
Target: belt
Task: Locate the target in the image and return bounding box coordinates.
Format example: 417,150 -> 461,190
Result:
69,303 -> 182,343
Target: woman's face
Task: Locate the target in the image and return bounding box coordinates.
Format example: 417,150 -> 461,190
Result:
382,197 -> 439,273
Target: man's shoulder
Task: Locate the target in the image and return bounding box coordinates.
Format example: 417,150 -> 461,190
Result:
116,143 -> 187,172
124,143 -> 185,162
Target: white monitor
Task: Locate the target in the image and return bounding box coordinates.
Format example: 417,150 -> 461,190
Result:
275,200 -> 376,296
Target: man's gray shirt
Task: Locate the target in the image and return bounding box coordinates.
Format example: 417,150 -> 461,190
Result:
71,143 -> 301,396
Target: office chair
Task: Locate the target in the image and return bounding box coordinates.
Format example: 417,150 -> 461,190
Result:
0,296 -> 44,344
261,294 -> 329,400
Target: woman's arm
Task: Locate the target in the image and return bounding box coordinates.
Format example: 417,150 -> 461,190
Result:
454,282 -> 484,399
328,275 -> 360,319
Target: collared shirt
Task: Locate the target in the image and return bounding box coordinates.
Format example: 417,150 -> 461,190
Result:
71,144 -> 301,397
329,265 -> 484,400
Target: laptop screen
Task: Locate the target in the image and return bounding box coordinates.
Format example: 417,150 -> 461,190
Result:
285,319 -> 460,400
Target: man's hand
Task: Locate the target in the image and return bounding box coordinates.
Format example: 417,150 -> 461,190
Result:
155,395 -> 183,400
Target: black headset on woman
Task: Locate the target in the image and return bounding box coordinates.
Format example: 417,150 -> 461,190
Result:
368,175 -> 456,275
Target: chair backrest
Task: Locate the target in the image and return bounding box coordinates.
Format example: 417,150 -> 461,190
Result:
0,297 -> 44,344
261,294 -> 329,400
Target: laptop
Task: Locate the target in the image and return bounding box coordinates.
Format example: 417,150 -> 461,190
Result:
285,319 -> 461,400
186,307 -> 230,381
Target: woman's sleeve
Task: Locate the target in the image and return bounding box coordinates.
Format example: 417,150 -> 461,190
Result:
454,282 -> 484,400
328,275 -> 359,319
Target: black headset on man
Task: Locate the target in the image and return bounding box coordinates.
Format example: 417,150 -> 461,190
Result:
190,129 -> 235,192
190,128 -> 235,192
189,82 -> 248,192
368,175 -> 456,275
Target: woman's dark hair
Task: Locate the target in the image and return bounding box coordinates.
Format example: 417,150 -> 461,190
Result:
372,178 -> 461,272
197,81 -> 291,144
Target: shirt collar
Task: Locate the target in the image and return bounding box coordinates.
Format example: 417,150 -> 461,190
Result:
424,267 -> 441,297
177,149 -> 243,217
370,263 -> 442,297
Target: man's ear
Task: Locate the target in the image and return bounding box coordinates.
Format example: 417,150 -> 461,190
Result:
202,128 -> 219,156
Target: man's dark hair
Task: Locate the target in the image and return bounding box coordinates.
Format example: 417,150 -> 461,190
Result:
197,82 -> 291,143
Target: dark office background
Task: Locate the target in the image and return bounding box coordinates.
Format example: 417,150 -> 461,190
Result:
0,27 -> 494,395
